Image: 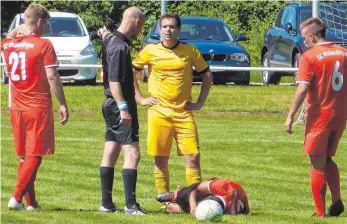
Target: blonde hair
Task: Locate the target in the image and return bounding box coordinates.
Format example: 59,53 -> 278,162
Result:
300,17 -> 326,38
24,4 -> 50,24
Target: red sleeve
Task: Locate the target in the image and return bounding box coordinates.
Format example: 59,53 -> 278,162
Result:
42,40 -> 58,68
297,53 -> 313,84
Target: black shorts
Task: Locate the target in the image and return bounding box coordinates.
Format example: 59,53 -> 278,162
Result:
102,97 -> 139,144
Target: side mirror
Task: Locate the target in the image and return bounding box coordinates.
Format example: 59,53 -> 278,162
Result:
2,32 -> 8,39
236,34 -> 247,42
150,33 -> 160,40
284,23 -> 293,32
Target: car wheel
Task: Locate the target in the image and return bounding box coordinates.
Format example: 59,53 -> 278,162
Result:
213,80 -> 227,85
262,52 -> 280,85
293,53 -> 301,83
234,80 -> 250,86
2,71 -> 9,84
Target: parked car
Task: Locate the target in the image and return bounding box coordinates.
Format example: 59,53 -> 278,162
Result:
1,12 -> 98,84
142,16 -> 250,85
261,2 -> 347,85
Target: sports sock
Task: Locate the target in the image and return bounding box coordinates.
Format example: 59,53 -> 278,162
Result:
100,167 -> 114,208
186,167 -> 202,186
325,160 -> 341,204
310,168 -> 326,216
154,168 -> 169,194
122,169 -> 137,208
13,156 -> 42,202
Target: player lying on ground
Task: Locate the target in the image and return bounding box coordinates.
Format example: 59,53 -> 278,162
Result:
156,178 -> 250,215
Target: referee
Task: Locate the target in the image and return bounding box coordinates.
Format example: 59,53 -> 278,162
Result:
97,7 -> 147,215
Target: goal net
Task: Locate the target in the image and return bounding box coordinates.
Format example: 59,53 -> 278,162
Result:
294,0 -> 347,126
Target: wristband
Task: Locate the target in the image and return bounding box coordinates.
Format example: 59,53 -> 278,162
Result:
117,101 -> 128,110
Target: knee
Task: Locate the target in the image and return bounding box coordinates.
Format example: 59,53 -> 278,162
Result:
186,153 -> 200,167
155,157 -> 169,169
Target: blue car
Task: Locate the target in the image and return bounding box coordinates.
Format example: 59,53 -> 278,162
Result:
261,2 -> 347,85
143,16 -> 250,85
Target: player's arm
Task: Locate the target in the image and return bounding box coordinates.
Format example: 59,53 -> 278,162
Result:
186,47 -> 212,110
107,47 -> 132,127
188,189 -> 198,215
132,47 -> 157,106
285,55 -> 311,134
46,68 -> 69,125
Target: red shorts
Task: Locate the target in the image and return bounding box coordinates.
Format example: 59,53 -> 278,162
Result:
304,129 -> 344,156
11,110 -> 55,156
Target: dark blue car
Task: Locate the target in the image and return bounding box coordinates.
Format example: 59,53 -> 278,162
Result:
261,2 -> 347,85
143,16 -> 250,85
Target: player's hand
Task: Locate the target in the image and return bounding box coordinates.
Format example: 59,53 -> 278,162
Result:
139,96 -> 157,106
185,101 -> 202,110
59,105 -> 69,125
120,109 -> 132,127
7,24 -> 31,38
97,26 -> 110,40
284,117 -> 293,134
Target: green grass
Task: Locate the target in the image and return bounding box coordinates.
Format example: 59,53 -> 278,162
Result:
1,83 -> 346,224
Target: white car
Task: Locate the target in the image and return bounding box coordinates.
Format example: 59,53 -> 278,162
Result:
2,12 -> 98,85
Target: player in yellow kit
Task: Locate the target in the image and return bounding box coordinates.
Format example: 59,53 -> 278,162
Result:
133,13 -> 212,195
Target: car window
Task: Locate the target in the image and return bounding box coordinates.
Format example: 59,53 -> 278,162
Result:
274,8 -> 284,27
281,7 -> 292,28
43,17 -> 86,37
284,7 -> 297,28
154,21 -> 234,41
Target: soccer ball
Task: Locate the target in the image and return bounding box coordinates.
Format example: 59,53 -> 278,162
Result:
195,199 -> 223,222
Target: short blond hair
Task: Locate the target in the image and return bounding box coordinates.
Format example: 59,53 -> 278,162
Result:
300,17 -> 326,38
24,4 -> 50,24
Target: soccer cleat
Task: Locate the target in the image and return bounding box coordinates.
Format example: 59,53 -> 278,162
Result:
327,200 -> 344,217
8,197 -> 24,211
27,205 -> 41,211
100,205 -> 121,212
156,192 -> 175,203
124,203 -> 146,215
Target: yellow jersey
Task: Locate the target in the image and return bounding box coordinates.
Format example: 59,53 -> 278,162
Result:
133,41 -> 208,109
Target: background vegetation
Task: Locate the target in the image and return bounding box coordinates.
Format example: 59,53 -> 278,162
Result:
1,0 -> 291,67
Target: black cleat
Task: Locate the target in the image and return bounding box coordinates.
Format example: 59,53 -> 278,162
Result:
156,192 -> 175,203
327,200 -> 344,217
124,203 -> 146,215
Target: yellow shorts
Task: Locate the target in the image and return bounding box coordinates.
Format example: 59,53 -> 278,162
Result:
147,105 -> 199,156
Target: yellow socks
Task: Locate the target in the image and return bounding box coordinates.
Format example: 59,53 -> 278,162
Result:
186,167 -> 202,185
154,168 -> 169,194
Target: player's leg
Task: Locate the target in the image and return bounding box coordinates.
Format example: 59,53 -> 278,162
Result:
309,155 -> 327,217
325,130 -> 344,216
100,142 -> 121,212
174,110 -> 201,185
100,98 -> 122,212
148,105 -> 174,194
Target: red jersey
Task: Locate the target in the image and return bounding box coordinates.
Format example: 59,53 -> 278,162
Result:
297,42 -> 347,132
208,178 -> 250,214
1,35 -> 58,111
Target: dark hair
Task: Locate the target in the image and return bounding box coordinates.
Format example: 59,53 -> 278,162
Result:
300,17 -> 326,38
160,13 -> 181,28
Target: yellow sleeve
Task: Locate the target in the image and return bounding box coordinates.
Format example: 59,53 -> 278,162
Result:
191,46 -> 208,73
132,45 -> 150,70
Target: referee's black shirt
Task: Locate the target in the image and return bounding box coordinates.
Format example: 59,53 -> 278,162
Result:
102,31 -> 135,100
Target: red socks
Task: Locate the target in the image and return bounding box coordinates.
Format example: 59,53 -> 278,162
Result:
310,168 -> 326,216
13,156 -> 42,205
325,160 -> 341,204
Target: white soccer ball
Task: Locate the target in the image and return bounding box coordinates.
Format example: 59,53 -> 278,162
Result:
195,199 -> 223,222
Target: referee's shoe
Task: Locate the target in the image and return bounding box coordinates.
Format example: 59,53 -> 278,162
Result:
124,203 -> 146,215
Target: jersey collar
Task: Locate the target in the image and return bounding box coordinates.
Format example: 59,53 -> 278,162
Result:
161,40 -> 180,50
315,42 -> 333,46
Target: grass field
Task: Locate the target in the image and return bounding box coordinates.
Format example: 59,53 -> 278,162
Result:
1,83 -> 346,224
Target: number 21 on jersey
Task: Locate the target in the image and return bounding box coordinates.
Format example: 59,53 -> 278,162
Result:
8,52 -> 27,81
332,61 -> 343,91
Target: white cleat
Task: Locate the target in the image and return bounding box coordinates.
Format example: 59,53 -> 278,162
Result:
8,197 -> 24,211
27,205 -> 41,211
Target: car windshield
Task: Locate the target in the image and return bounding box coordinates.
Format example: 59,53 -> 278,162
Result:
155,21 -> 234,41
19,16 -> 86,37
300,4 -> 347,31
